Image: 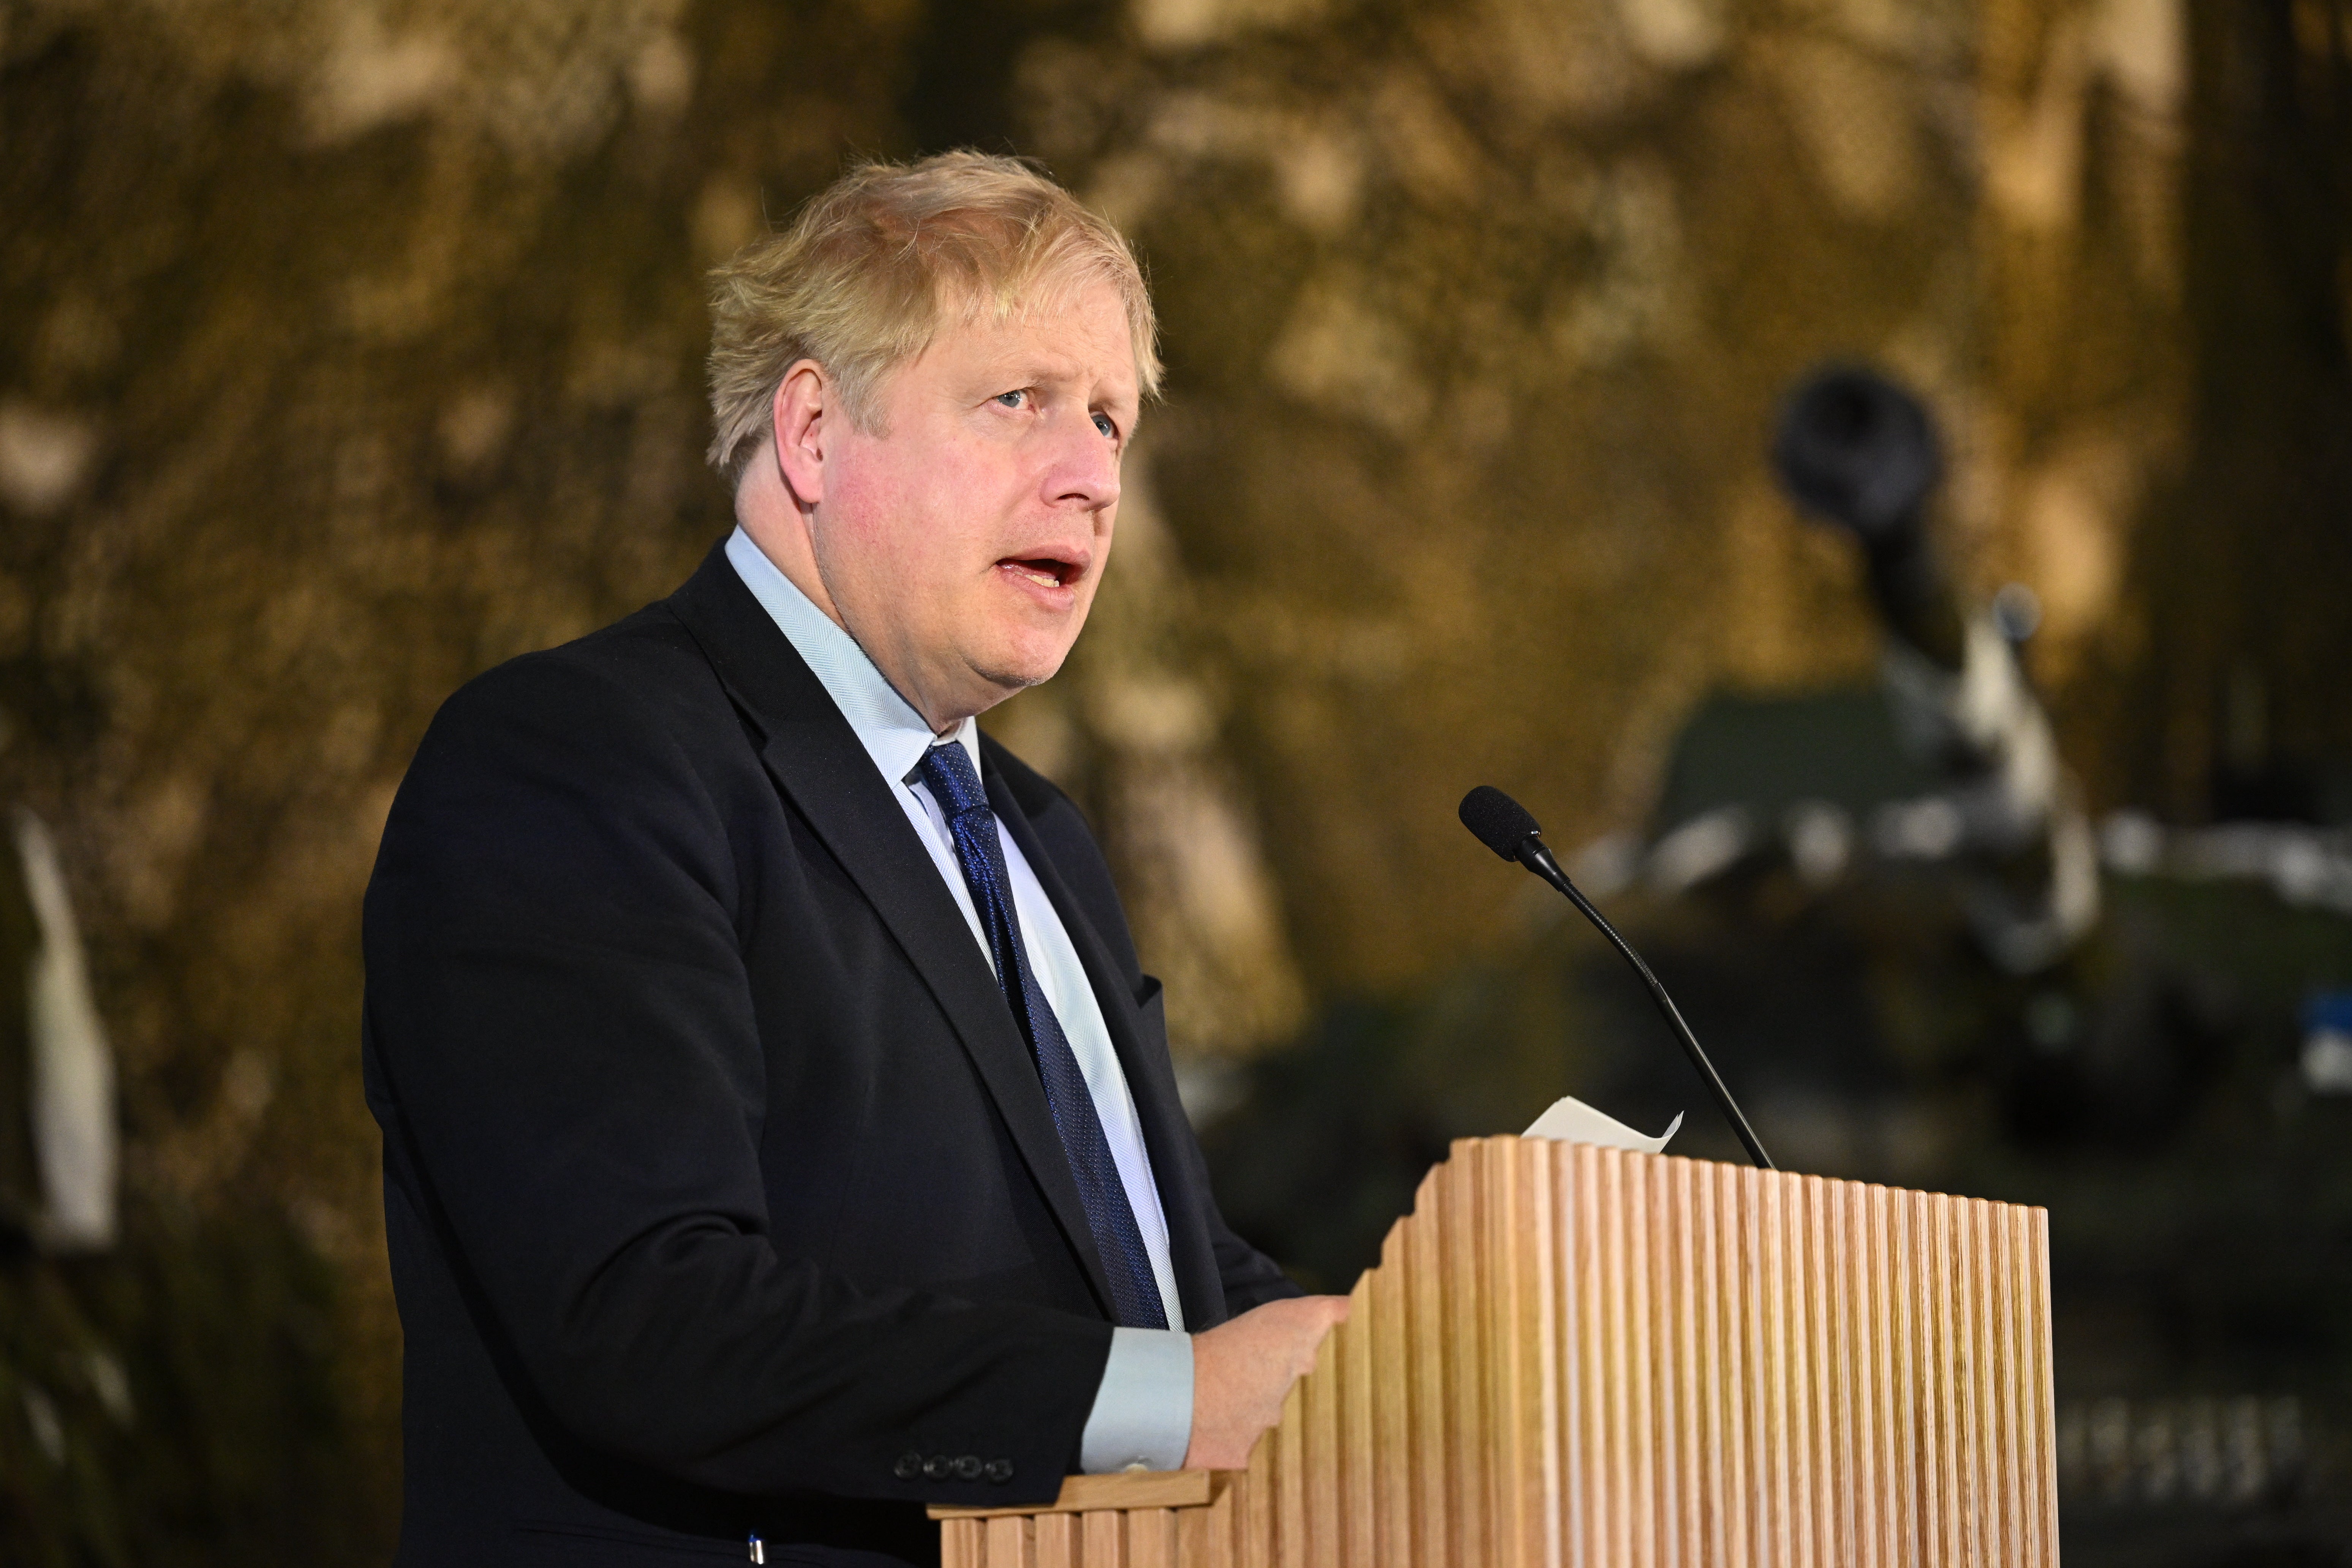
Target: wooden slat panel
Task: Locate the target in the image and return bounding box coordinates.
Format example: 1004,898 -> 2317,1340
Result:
1495,1141 -> 1522,1563
1535,1142 -> 1565,1568
1758,1164 -> 1794,1568
1654,1152 -> 1693,1568
1985,1200 -> 2011,1557
2020,1207 -> 2049,1562
1183,1473 -> 1222,1568
1300,1301 -> 1338,1568
1723,1163 -> 1757,1568
1992,1204 -> 2028,1568
1371,1212 -> 1412,1562
1034,1511 -> 1078,1568
2007,1205 -> 2042,1561
1871,1180 -> 1900,1568
1928,1191 -> 1962,1568
1596,1146 -> 1630,1568
1407,1163 -> 1448,1565
1687,1160 -> 1717,1568
1952,1193 -> 1980,1566
941,1517 -> 985,1568
985,1516 -> 1031,1568
1892,1185 -> 1917,1561
2009,1204 -> 2041,1562
1340,1220 -> 1376,1566
1173,1493 -> 1206,1568
1882,1182 -> 1916,1566
1839,1178 -> 1878,1568
1127,1508 -> 1176,1568
1080,1509 -> 1124,1568
1493,1137 -> 1555,1568
1974,1203 -> 2003,1563
1911,1184 -> 1939,1566
1776,1175 -> 1804,1568
2027,1206 -> 2061,1561
1217,1465 -> 1250,1568
1946,1193 -> 1977,1568
1759,1169 -> 1788,1568
1491,1140 -> 1525,1568
1860,1183 -> 1889,1568
1620,1150 -> 1657,1568
1243,1413 -> 1277,1568
1536,1141 -> 1571,1568
939,1138 -> 2060,1568
1828,1179 -> 1856,1565
1564,1143 -> 1603,1568
1709,1158 -> 1751,1568
1796,1176 -> 1830,1568
1445,1141 -> 1485,1568
1823,1179 -> 1857,1568
1274,1378 -> 1305,1568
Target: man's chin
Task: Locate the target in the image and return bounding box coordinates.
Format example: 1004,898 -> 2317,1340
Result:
967,650 -> 1072,706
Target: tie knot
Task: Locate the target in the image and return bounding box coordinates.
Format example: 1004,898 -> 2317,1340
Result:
914,740 -> 991,821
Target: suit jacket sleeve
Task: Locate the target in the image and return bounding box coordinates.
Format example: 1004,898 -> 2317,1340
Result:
364,649 -> 1110,1507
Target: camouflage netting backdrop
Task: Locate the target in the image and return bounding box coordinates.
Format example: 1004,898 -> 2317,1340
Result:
2,0 -> 2347,1559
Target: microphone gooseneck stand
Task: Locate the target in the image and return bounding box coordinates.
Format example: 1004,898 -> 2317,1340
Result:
1460,785 -> 1776,1170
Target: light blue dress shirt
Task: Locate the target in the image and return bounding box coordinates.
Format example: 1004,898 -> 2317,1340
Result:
724,527 -> 1194,1473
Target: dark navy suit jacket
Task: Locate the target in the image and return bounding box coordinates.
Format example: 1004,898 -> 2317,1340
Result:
362,541 -> 1295,1566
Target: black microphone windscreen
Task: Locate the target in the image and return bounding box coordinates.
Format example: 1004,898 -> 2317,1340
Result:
1459,786 -> 1543,861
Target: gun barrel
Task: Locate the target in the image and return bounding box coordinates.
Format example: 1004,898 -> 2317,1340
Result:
1771,365 -> 1964,670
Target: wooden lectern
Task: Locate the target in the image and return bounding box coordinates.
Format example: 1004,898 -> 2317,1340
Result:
934,1136 -> 2058,1565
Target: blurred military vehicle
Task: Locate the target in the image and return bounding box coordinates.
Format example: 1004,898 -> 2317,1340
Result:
1202,366 -> 2352,1568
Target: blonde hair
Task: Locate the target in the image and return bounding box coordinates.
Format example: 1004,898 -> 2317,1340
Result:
704,151 -> 1160,481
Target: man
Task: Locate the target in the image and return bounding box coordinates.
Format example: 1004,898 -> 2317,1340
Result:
362,152 -> 1348,1567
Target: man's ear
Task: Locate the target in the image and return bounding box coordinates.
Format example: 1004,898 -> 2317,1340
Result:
771,360 -> 830,507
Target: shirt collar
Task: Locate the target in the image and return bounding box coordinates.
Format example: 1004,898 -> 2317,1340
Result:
724,526 -> 982,789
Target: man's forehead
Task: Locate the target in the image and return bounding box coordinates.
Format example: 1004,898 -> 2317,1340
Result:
927,283 -> 1140,392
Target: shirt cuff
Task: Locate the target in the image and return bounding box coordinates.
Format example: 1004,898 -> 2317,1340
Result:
1078,1327 -> 1194,1473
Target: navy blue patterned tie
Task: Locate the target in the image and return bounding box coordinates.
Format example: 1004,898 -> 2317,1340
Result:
914,742 -> 1169,1330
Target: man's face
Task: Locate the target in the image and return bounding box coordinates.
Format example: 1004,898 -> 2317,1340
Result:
805,278 -> 1138,728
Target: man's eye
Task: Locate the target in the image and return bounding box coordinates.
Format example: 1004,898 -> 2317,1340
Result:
995,390 -> 1027,409
1092,413 -> 1118,440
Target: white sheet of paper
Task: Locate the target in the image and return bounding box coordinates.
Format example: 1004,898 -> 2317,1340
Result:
1521,1095 -> 1682,1154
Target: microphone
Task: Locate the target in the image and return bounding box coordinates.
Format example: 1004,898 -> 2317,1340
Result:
1459,786 -> 1776,1170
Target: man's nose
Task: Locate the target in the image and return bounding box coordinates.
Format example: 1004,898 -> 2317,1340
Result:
1043,412 -> 1121,512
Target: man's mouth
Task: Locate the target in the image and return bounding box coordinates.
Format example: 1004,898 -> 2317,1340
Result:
997,555 -> 1084,590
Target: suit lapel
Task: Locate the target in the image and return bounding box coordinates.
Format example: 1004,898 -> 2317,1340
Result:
662,545 -> 1119,1320
985,758 -> 1227,1332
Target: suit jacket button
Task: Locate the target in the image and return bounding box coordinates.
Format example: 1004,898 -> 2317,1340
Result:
984,1459 -> 1014,1484
922,1455 -> 953,1481
893,1452 -> 922,1480
952,1455 -> 983,1481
